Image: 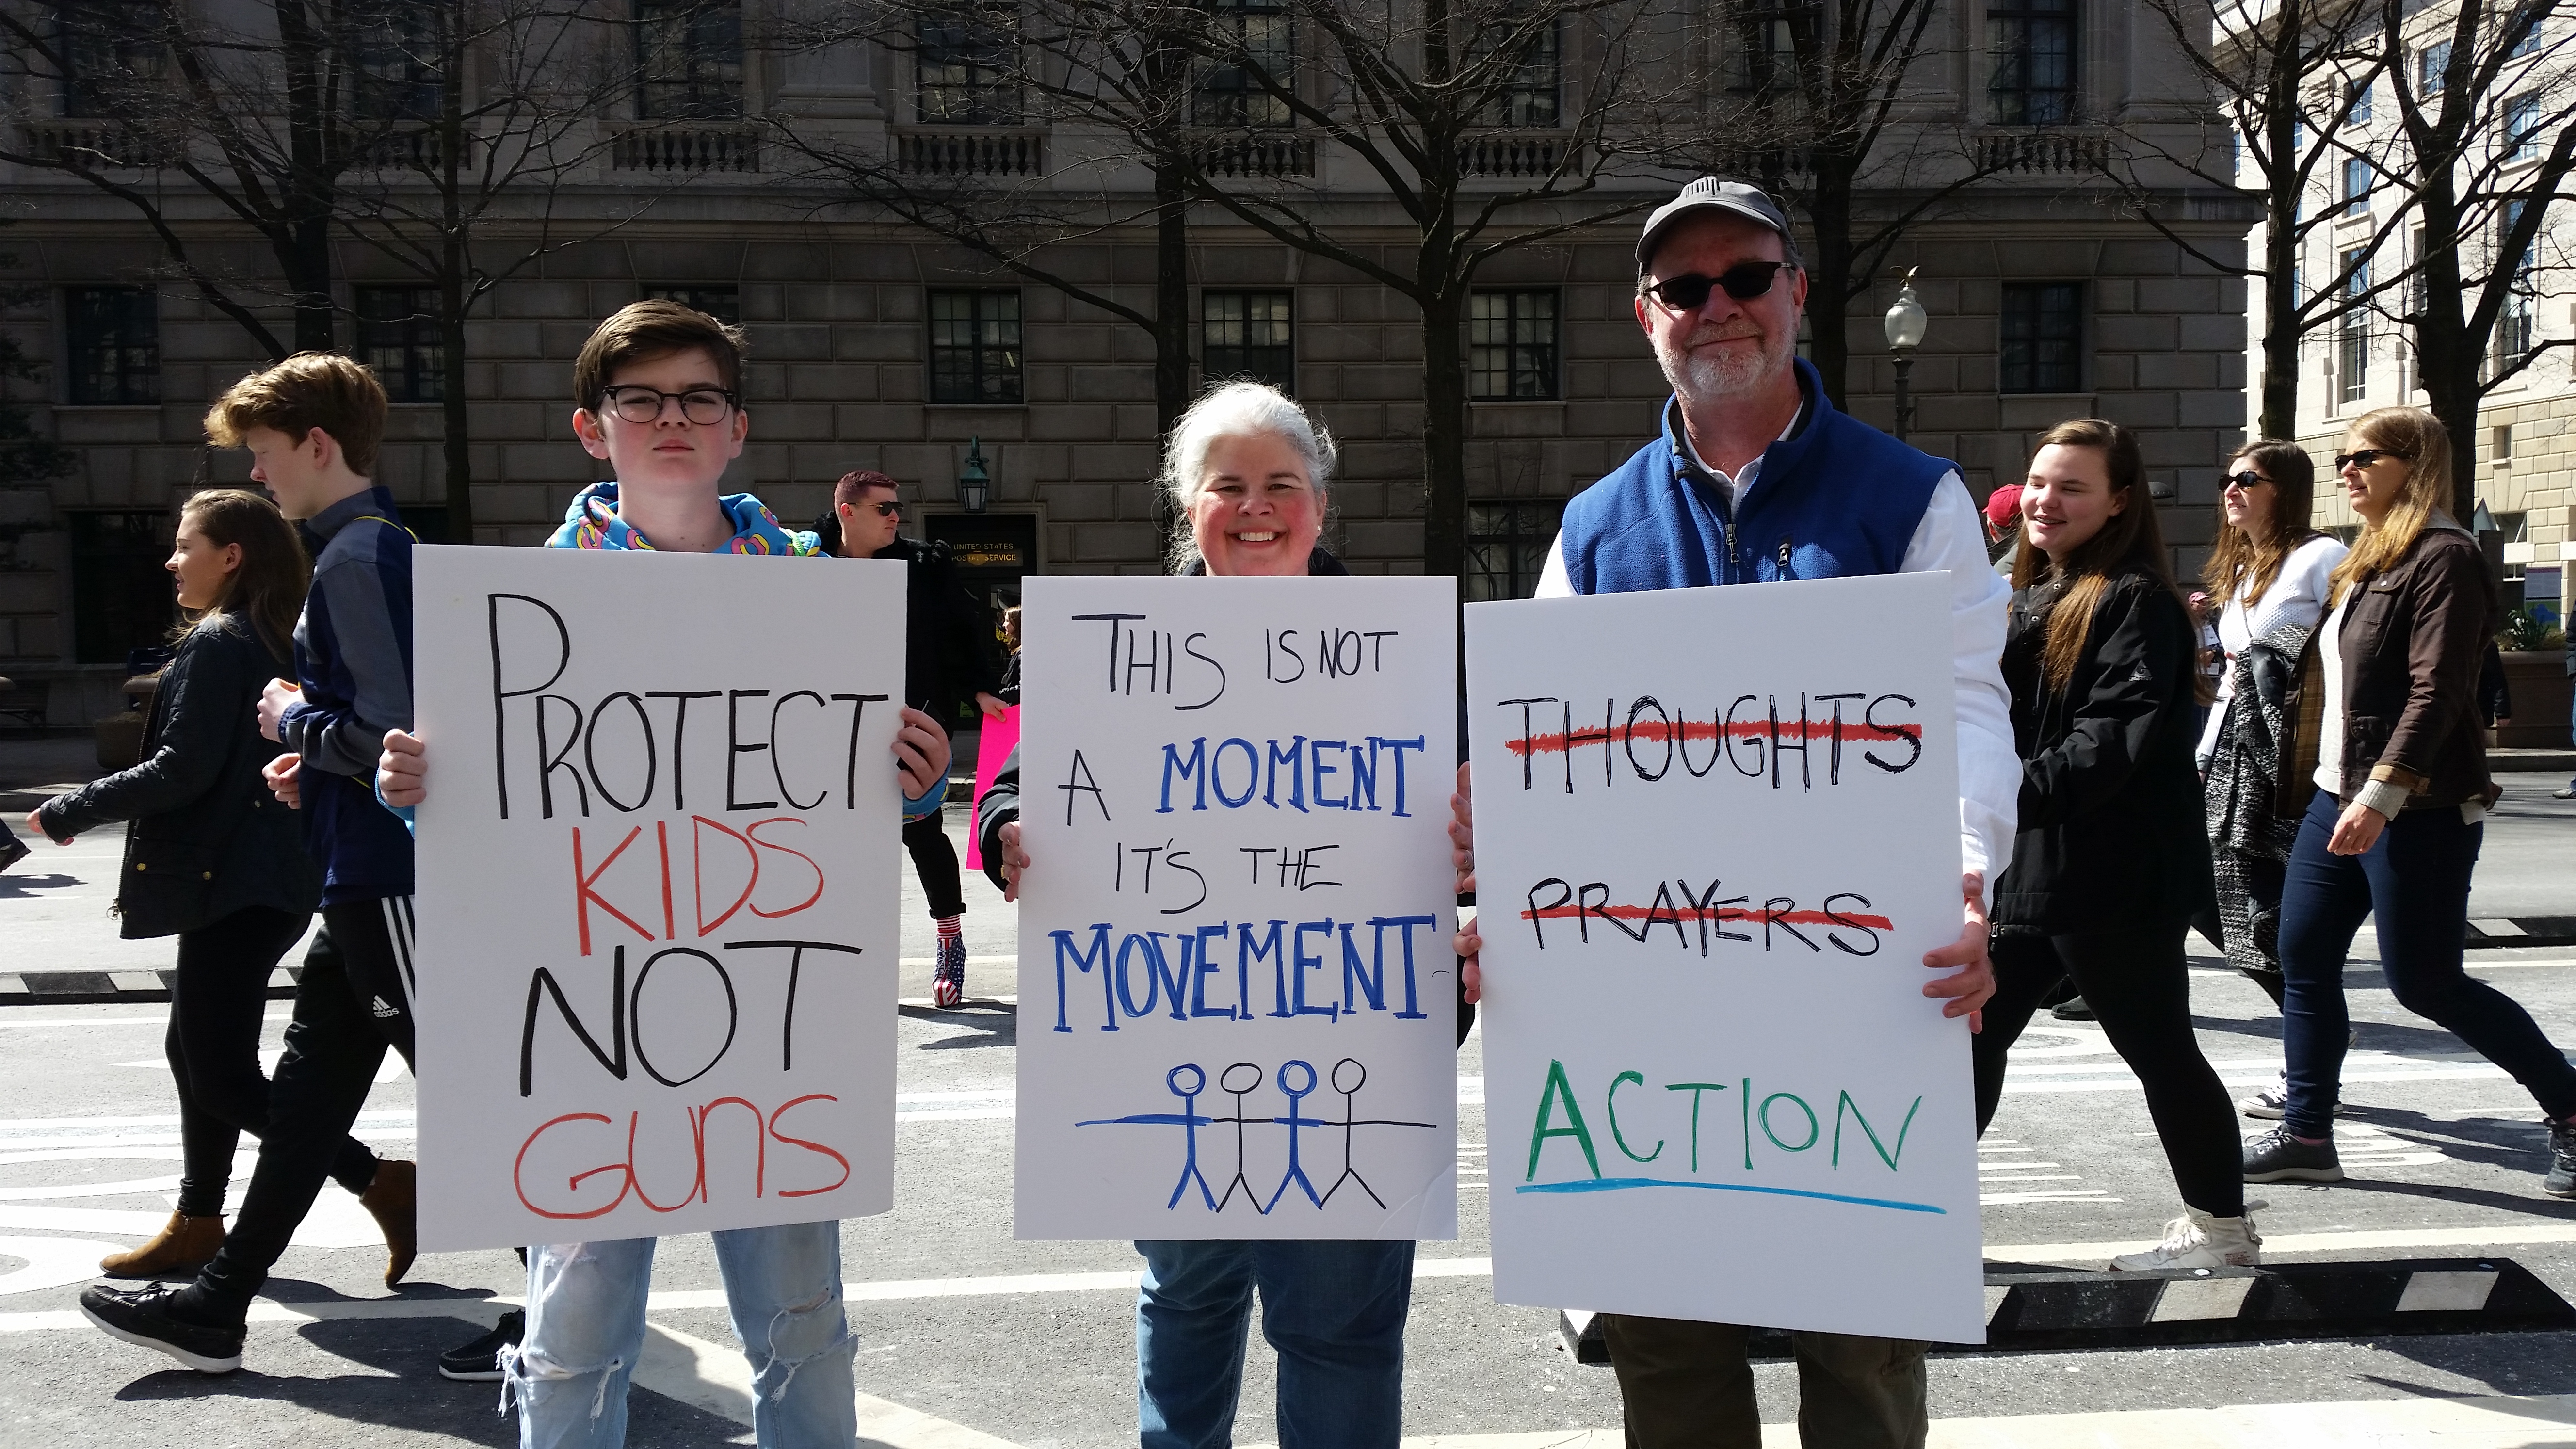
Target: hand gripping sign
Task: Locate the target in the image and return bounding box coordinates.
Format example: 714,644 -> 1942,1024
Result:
1467,572 -> 1985,1342
410,547 -> 905,1250
1013,576 -> 1459,1241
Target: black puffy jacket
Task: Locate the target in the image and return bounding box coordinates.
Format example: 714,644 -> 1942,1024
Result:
37,616 -> 322,939
1990,567 -> 2216,935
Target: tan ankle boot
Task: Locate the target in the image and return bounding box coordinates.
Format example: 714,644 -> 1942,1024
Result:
359,1159 -> 417,1288
100,1210 -> 225,1278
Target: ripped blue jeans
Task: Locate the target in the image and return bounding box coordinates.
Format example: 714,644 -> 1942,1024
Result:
507,1222 -> 855,1449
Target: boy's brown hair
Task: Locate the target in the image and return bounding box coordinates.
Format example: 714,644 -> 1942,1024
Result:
203,352 -> 388,477
573,299 -> 747,409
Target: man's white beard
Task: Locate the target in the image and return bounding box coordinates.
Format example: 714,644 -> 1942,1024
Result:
1658,327 -> 1796,405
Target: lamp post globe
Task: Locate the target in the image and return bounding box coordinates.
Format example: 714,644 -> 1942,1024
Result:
960,436 -> 991,514
1884,267 -> 1929,441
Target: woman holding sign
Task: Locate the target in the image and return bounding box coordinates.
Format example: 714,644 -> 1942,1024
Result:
1976,419 -> 2257,1271
981,382 -> 1422,1449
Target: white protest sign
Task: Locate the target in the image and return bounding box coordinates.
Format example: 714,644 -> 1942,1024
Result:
410,545 -> 905,1251
1014,576 -> 1459,1241
1466,572 -> 1984,1343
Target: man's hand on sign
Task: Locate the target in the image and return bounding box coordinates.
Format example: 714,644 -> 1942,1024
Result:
997,819 -> 1030,902
1920,871 -> 1994,1032
1451,763 -> 1483,1004
379,729 -> 426,808
895,706 -> 952,799
256,677 -> 300,743
263,752 -> 303,810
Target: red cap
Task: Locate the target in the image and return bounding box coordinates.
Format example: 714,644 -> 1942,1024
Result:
1983,483 -> 2023,529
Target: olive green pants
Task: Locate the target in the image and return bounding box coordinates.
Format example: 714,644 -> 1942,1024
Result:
1599,1314 -> 1927,1449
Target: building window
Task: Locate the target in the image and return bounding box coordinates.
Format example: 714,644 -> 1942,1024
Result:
351,11 -> 443,122
1465,499 -> 1565,602
1470,290 -> 1559,400
1736,0 -> 1815,95
2337,249 -> 2369,404
1194,0 -> 1293,128
642,284 -> 742,324
1987,0 -> 2075,126
54,1 -> 163,119
1998,282 -> 2081,392
1202,291 -> 1294,390
2512,19 -> 2544,58
2493,424 -> 2514,463
2498,203 -> 2537,370
355,286 -> 442,403
2508,93 -> 2542,162
2344,77 -> 2371,126
1475,17 -> 1561,125
917,10 -> 1020,124
636,0 -> 742,121
2418,39 -> 2449,96
64,286 -> 158,405
2340,156 -> 2368,216
70,510 -> 173,665
928,290 -> 1022,404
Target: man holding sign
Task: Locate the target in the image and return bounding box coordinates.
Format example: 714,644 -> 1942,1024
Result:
1453,178 -> 2015,1447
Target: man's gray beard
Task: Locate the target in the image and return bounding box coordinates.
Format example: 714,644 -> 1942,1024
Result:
1657,329 -> 1796,406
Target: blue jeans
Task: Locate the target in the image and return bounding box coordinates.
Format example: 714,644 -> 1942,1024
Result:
2278,790 -> 2576,1138
1136,1239 -> 1414,1449
508,1222 -> 855,1449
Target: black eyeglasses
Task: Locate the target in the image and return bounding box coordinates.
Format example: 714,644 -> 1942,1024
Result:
2223,471 -> 2273,492
598,384 -> 738,426
2334,448 -> 2412,471
1642,262 -> 1792,311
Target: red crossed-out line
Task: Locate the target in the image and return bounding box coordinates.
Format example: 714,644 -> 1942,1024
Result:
1505,715 -> 1917,759
1519,902 -> 1894,930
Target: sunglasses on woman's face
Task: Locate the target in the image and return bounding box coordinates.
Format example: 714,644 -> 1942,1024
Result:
1642,261 -> 1792,312
2223,471 -> 2272,493
2334,448 -> 2412,471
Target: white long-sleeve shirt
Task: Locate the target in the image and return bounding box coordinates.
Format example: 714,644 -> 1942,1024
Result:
1535,472 -> 2020,900
2193,534 -> 2348,765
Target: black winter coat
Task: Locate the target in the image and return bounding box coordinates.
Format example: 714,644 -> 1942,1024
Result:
37,616 -> 322,938
878,536 -> 1003,720
1991,568 -> 2217,935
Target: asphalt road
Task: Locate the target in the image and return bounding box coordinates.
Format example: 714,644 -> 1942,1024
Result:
6,787 -> 2576,1447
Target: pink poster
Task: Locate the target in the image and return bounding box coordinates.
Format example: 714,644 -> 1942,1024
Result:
965,703 -> 1019,870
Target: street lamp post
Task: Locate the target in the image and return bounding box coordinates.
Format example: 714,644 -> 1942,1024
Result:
1884,267 -> 1928,442
959,436 -> 991,514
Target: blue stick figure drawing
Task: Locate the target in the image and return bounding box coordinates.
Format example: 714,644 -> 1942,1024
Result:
1266,1060 -> 1324,1212
1072,1063 -> 1223,1210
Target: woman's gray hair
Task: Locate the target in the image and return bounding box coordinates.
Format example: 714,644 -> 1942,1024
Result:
1160,381 -> 1336,571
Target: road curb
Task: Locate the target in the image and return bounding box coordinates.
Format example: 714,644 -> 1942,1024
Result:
0,966 -> 301,1006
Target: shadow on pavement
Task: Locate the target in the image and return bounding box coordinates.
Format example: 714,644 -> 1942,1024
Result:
0,872 -> 81,898
902,1002 -> 1015,1050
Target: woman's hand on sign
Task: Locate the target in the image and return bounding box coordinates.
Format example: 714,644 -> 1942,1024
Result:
1451,762 -> 1483,1003
2327,800 -> 2387,856
894,707 -> 951,799
1919,871 -> 1994,1031
377,730 -> 425,809
263,752 -> 304,810
997,819 -> 1030,902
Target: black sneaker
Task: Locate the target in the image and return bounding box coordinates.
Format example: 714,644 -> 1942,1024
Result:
0,833 -> 29,874
438,1309 -> 523,1382
80,1283 -> 243,1373
2545,1120 -> 2576,1199
2050,995 -> 2095,1021
2243,1124 -> 2344,1183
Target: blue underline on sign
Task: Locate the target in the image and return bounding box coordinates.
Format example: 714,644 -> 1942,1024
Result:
1514,1178 -> 1947,1214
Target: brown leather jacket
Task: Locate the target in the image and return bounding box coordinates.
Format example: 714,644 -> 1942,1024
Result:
2323,523 -> 2498,809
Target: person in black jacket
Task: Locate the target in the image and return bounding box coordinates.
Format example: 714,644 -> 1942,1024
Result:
817,469 -> 1004,1007
28,490 -> 394,1279
1977,419 -> 2254,1271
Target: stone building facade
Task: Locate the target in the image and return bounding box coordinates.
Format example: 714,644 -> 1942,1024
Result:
1,0 -> 2255,727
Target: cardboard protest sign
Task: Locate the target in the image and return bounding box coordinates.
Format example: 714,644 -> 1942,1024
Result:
965,703 -> 1018,872
1013,576 -> 1458,1241
410,546 -> 905,1251
1466,572 -> 1984,1342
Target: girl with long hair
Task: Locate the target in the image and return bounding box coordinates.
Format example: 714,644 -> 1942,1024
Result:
1977,419 -> 2255,1269
29,490 -> 400,1276
2244,409 -> 2576,1195
2195,442 -> 2348,1118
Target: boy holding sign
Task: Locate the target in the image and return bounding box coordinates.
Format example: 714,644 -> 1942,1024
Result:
376,301 -> 951,1448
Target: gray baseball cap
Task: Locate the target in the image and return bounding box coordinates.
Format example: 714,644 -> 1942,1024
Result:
1636,177 -> 1795,271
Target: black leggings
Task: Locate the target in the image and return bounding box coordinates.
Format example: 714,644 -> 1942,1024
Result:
168,906 -> 379,1217
904,809 -> 966,919
1972,918 -> 2245,1217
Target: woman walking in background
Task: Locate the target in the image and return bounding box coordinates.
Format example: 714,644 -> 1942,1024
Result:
1974,419 -> 2255,1271
2194,442 -> 2346,1119
2244,408 -> 2576,1195
27,490 -> 405,1275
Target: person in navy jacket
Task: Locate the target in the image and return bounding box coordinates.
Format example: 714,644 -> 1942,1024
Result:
1451,177 -> 2014,1449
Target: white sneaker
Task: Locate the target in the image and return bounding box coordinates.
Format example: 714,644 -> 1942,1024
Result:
2240,1072 -> 2348,1120
2109,1205 -> 2261,1271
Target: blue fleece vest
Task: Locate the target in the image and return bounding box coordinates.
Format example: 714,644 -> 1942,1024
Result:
1558,358 -> 1955,593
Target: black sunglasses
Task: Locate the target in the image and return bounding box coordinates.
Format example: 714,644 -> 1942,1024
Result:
2334,448 -> 2413,471
849,499 -> 900,518
2223,471 -> 2272,492
1642,262 -> 1792,311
